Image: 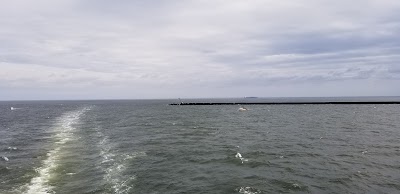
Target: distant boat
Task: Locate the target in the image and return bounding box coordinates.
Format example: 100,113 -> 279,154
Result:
244,96 -> 258,99
10,107 -> 21,111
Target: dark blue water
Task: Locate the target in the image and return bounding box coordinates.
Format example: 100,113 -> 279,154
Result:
1,97 -> 400,193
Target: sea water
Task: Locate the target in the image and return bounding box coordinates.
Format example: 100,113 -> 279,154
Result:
1,97 -> 400,193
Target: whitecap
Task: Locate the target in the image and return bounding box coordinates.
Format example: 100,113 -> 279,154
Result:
1,156 -> 9,161
237,186 -> 261,194
235,152 -> 248,164
7,147 -> 18,150
292,183 -> 301,188
361,151 -> 368,155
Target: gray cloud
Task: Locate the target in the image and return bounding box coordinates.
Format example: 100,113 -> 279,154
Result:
1,0 -> 400,99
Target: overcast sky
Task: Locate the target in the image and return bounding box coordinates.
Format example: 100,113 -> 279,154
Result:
1,0 -> 399,100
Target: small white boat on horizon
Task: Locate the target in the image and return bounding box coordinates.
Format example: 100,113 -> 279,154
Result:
10,107 -> 21,111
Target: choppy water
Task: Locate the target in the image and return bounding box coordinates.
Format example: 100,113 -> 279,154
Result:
1,97 -> 400,194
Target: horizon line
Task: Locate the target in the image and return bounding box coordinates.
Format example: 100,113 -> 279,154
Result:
1,95 -> 399,102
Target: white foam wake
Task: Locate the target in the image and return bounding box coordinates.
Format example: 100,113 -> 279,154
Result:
96,130 -> 145,194
23,107 -> 90,194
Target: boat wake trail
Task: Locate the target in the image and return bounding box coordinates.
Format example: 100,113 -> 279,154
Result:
23,107 -> 90,194
96,130 -> 146,194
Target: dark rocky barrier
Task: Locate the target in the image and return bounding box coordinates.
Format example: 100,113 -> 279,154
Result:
170,101 -> 400,105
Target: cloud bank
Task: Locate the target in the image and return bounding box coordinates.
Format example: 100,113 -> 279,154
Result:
1,0 -> 399,99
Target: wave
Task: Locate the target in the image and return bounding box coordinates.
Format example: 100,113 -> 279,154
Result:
22,107 -> 90,194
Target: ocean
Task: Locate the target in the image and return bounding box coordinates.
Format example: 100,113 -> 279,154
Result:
1,97 -> 400,194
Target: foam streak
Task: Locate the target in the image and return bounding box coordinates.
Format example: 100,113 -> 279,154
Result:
23,107 -> 90,194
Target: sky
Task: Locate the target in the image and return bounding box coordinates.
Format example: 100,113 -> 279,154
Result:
1,0 -> 399,100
